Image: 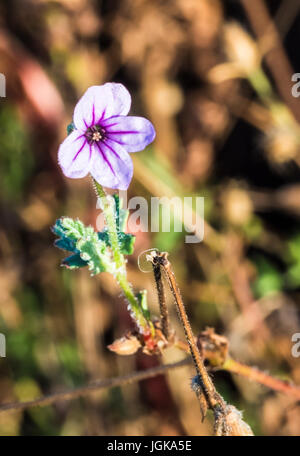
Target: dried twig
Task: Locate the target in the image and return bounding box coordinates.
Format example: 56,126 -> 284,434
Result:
179,329 -> 300,400
0,358 -> 191,414
148,251 -> 229,431
150,252 -> 170,340
241,0 -> 300,123
223,358 -> 300,400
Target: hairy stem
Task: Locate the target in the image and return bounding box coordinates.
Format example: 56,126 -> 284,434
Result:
152,260 -> 170,340
151,251 -> 225,414
92,179 -> 124,270
223,357 -> 300,399
92,178 -> 152,335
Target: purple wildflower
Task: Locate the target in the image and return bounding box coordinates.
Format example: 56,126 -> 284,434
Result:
58,83 -> 156,190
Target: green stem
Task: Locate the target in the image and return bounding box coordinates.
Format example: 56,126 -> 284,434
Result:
93,179 -> 124,271
92,178 -> 153,335
248,68 -> 274,104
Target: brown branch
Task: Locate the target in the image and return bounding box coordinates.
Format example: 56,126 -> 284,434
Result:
274,0 -> 300,40
151,252 -> 170,340
0,358 -> 191,414
223,358 -> 300,400
2,335 -> 296,420
151,251 -> 226,416
241,0 -> 300,123
177,331 -> 300,400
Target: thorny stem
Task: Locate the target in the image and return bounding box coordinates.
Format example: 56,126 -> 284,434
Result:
92,178 -> 152,335
150,251 -> 226,416
152,260 -> 170,340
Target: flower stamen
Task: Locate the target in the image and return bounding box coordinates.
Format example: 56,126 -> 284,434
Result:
85,125 -> 104,144
92,131 -> 102,141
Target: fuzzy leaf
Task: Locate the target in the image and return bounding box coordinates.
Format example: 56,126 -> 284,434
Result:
62,253 -> 87,269
98,231 -> 135,255
118,232 -> 135,255
52,219 -> 78,254
54,237 -> 77,253
53,217 -> 115,275
67,122 -> 75,135
76,232 -> 115,276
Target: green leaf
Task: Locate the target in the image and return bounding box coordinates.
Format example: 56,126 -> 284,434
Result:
77,232 -> 115,276
57,217 -> 93,240
118,232 -> 135,255
54,237 -> 77,253
253,257 -> 283,297
52,218 -> 78,254
288,234 -> 300,260
287,263 -> 300,287
286,234 -> 300,287
98,231 -> 135,255
52,218 -> 87,269
62,253 -> 87,269
53,217 -> 115,275
67,122 -> 75,135
53,194 -> 135,276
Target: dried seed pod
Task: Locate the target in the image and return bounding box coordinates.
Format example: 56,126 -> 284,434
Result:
215,405 -> 254,436
108,334 -> 141,356
197,327 -> 229,367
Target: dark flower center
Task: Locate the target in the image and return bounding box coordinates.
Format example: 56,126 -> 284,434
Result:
85,125 -> 105,144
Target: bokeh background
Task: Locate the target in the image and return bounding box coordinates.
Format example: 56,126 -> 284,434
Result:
1,0 -> 300,436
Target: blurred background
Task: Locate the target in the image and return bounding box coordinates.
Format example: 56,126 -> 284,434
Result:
0,0 -> 300,436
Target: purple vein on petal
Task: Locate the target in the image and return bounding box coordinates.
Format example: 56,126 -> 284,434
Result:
107,130 -> 140,135
102,122 -> 119,129
98,107 -> 107,124
106,138 -> 125,147
103,140 -> 121,159
72,139 -> 87,162
74,133 -> 85,141
92,103 -> 95,126
95,141 -> 116,176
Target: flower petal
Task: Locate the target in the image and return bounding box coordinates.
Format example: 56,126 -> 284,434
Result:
58,130 -> 93,178
103,116 -> 156,152
73,85 -> 114,131
104,82 -> 131,116
90,139 -> 133,190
